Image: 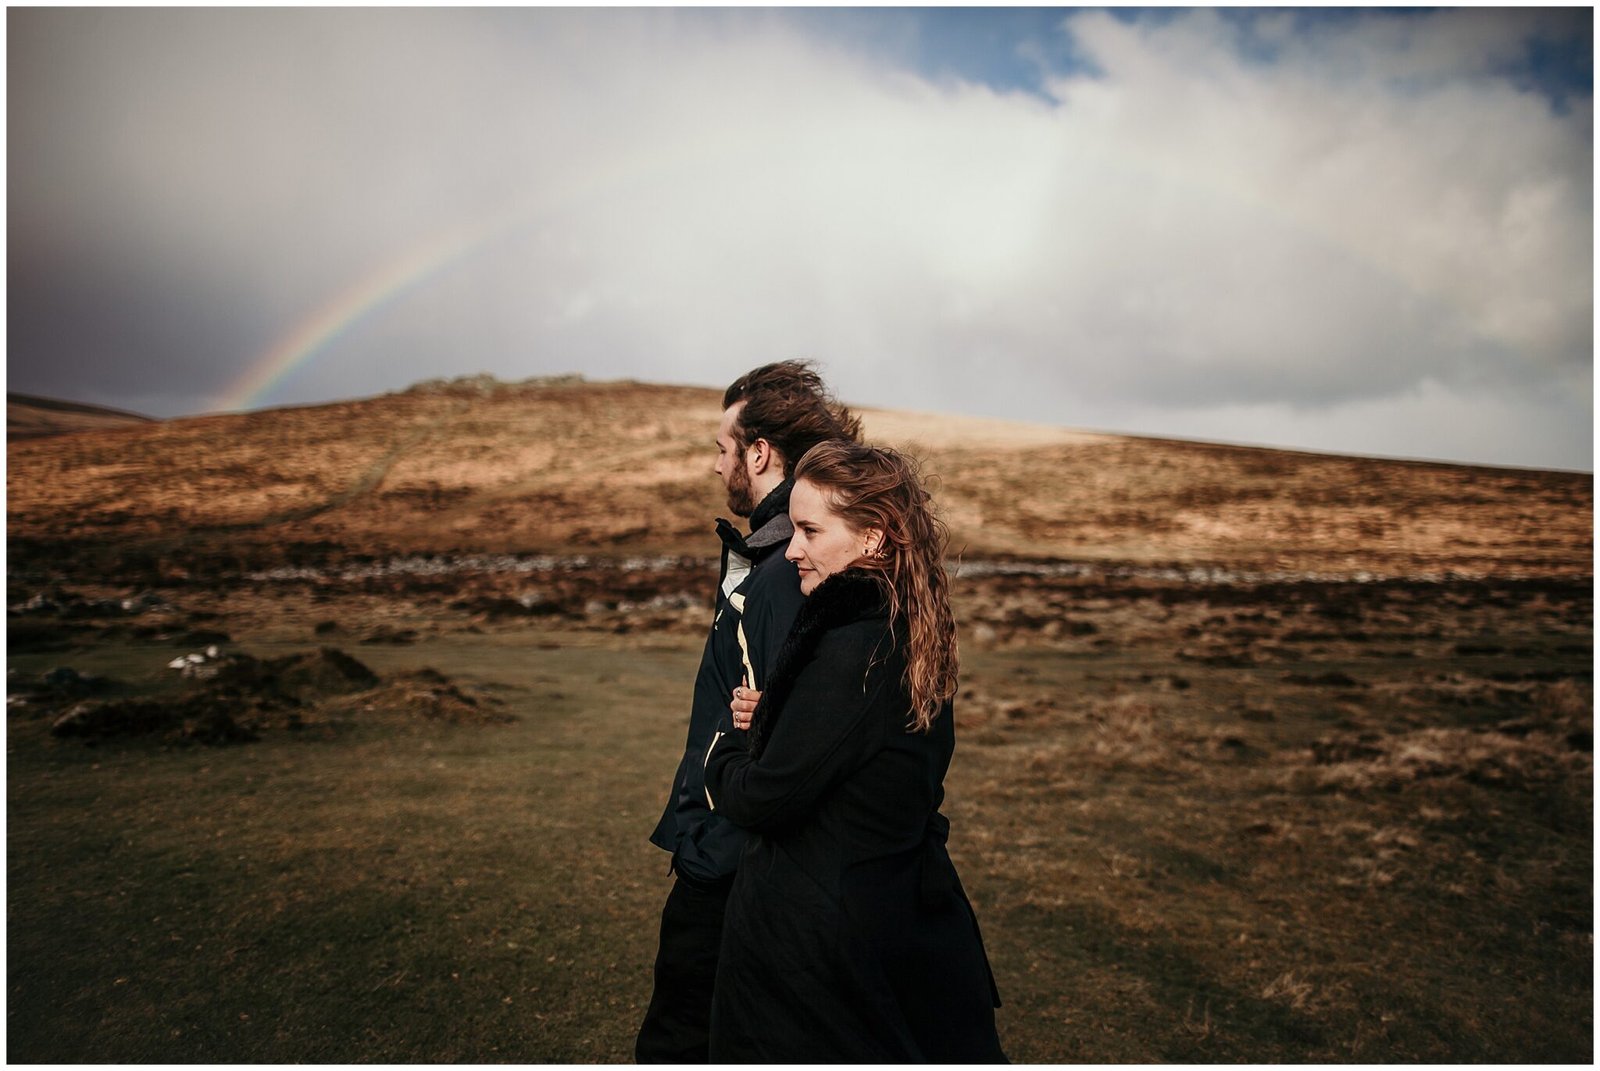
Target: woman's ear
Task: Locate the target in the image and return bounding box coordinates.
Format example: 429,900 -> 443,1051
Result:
862,527 -> 886,558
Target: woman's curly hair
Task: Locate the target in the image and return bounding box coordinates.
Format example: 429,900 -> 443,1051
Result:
793,440 -> 957,732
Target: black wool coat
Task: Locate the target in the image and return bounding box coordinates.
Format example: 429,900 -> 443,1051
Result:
703,569 -> 1005,1064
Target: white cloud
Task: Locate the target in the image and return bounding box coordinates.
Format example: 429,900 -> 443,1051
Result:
7,8 -> 1591,468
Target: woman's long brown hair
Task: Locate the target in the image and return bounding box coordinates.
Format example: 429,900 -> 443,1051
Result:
793,440 -> 957,732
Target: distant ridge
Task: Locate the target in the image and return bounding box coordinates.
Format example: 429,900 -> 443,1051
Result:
6,377 -> 1590,578
7,392 -> 157,440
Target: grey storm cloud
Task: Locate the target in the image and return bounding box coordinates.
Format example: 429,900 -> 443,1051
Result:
6,7 -> 1592,469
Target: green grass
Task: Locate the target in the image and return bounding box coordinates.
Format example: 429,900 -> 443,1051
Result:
8,594 -> 1593,1062
946,636 -> 1591,1062
9,634 -> 685,1062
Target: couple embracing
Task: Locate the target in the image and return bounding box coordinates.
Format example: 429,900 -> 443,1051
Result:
636,361 -> 1006,1064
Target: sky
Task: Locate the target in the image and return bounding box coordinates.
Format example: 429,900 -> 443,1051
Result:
7,6 -> 1594,470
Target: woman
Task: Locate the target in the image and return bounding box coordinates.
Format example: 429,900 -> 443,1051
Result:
703,440 -> 1006,1063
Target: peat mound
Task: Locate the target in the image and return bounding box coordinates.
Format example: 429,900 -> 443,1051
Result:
321,667 -> 514,726
199,646 -> 381,699
39,646 -> 511,746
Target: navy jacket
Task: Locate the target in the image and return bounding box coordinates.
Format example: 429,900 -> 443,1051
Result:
648,481 -> 805,883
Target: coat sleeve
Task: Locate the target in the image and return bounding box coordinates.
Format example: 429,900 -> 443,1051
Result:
704,633 -> 886,834
743,556 -> 805,691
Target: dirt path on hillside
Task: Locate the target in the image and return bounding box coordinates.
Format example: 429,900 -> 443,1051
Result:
196,399 -> 472,536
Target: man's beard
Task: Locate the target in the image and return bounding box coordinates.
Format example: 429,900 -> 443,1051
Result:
725,459 -> 757,518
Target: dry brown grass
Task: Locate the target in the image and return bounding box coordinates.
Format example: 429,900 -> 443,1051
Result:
8,575 -> 1591,1061
7,377 -> 1591,576
1294,721 -> 1591,794
6,377 -> 1592,1062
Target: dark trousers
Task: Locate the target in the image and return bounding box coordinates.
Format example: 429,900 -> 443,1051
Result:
635,869 -> 734,1064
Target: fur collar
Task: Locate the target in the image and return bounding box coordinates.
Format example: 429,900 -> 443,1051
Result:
749,569 -> 888,759
799,567 -> 886,622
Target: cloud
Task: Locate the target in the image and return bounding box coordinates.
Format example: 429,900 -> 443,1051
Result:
6,8 -> 1591,468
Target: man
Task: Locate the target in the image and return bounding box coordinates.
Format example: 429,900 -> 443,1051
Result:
636,361 -> 862,1063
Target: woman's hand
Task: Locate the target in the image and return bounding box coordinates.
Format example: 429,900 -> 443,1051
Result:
730,686 -> 762,731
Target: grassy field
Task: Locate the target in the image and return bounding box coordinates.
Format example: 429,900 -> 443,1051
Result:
9,632 -> 684,1063
7,569 -> 1591,1063
7,379 -> 1592,1062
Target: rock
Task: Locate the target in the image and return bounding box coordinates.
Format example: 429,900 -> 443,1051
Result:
14,593 -> 63,615
42,666 -> 101,692
453,595 -> 563,619
516,591 -> 561,614
360,626 -> 419,645
51,699 -> 174,738
616,592 -> 700,613
23,666 -> 116,705
169,648 -> 224,679
120,591 -> 167,613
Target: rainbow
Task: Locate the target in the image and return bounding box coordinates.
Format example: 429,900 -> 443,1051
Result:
212,131 -> 715,416
212,207 -> 527,413
215,124 -> 1504,416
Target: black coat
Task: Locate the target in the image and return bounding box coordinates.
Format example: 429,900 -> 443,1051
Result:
649,482 -> 806,883
703,570 -> 1005,1063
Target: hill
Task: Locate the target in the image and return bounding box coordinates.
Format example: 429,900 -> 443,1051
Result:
6,373 -> 1591,1063
5,375 -> 1589,579
7,392 -> 158,440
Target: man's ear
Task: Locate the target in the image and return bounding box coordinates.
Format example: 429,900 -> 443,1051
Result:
748,438 -> 776,476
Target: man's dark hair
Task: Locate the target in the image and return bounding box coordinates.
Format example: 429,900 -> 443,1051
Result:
722,360 -> 863,472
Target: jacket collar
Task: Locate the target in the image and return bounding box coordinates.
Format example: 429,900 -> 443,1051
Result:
716,479 -> 795,558
746,478 -> 794,546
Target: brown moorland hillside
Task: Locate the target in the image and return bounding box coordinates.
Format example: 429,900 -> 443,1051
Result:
6,375 -> 1592,1063
6,375 -> 1590,578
